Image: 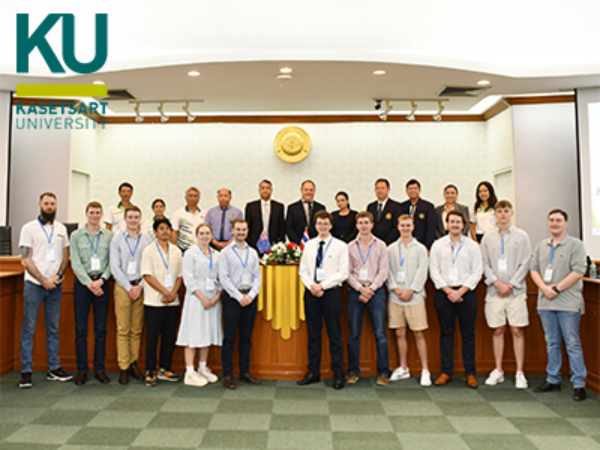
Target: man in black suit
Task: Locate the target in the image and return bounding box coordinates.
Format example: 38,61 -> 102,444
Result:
245,180 -> 285,255
366,178 -> 403,246
400,179 -> 436,250
286,180 -> 326,245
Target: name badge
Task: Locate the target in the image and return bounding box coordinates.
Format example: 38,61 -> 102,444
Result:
241,271 -> 251,288
45,248 -> 56,262
448,267 -> 459,282
316,267 -> 326,282
164,274 -> 174,289
359,266 -> 369,284
206,278 -> 216,292
498,258 -> 508,273
127,261 -> 137,275
396,270 -> 406,284
91,256 -> 101,271
544,267 -> 553,283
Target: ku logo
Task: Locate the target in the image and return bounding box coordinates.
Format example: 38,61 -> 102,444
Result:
17,14 -> 108,74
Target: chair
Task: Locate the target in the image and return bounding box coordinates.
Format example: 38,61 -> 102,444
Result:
0,226 -> 12,256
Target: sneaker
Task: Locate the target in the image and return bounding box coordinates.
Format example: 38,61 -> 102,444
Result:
485,369 -> 504,386
390,367 -> 410,381
376,375 -> 390,386
346,373 -> 359,384
420,370 -> 432,387
157,368 -> 180,382
19,372 -> 33,388
198,367 -> 218,384
515,371 -> 528,390
46,367 -> 73,382
145,371 -> 157,387
184,371 -> 208,387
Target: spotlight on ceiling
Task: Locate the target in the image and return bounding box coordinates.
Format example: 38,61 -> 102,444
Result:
378,100 -> 392,121
373,69 -> 386,75
279,67 -> 293,74
158,102 -> 169,123
407,101 -> 417,122
374,99 -> 382,111
187,70 -> 201,77
433,100 -> 445,122
134,102 -> 144,123
477,79 -> 491,86
182,102 -> 196,122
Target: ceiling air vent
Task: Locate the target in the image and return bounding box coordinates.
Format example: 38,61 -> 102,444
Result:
96,89 -> 136,101
437,86 -> 489,97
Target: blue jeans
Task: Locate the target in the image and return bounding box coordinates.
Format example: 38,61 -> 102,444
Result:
347,287 -> 390,377
538,310 -> 587,388
20,281 -> 63,372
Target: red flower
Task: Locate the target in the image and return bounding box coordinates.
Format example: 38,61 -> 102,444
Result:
287,243 -> 296,250
299,242 -> 305,250
266,249 -> 271,254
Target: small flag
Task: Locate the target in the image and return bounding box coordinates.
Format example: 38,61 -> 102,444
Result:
301,228 -> 309,249
257,231 -> 271,254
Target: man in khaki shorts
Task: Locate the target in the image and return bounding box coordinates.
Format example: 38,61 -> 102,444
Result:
481,200 -> 532,389
386,214 -> 431,386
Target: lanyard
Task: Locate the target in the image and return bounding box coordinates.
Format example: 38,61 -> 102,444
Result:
202,248 -> 214,273
232,245 -> 249,269
501,234 -> 505,256
317,238 -> 333,267
356,241 -> 373,266
86,232 -> 101,256
399,239 -> 413,267
451,241 -> 464,265
124,232 -> 141,258
155,242 -> 170,271
38,219 -> 54,244
549,241 -> 555,266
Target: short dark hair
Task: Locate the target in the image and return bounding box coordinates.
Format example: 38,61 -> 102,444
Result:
356,211 -> 374,223
444,184 -> 458,194
475,181 -> 497,211
495,200 -> 513,210
259,179 -> 272,187
118,182 -> 133,192
231,218 -> 248,230
39,192 -> 56,201
124,205 -> 141,218
153,218 -> 172,231
86,201 -> 102,212
548,209 -> 568,221
446,209 -> 467,225
375,178 -> 390,188
314,210 -> 333,225
406,179 -> 421,189
151,198 -> 165,208
301,180 -> 315,189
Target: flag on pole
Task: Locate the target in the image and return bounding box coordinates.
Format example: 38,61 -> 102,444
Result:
257,231 -> 271,254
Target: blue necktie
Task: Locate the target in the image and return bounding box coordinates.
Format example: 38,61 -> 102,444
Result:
219,208 -> 226,241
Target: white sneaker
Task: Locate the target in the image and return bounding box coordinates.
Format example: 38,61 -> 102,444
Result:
390,367 -> 410,381
515,371 -> 528,390
184,371 -> 207,387
485,369 -> 505,386
420,370 -> 432,387
198,367 -> 218,383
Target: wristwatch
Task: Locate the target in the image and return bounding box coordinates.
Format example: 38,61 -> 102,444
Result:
552,286 -> 560,294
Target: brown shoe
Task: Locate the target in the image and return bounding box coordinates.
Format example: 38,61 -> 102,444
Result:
222,375 -> 236,390
434,373 -> 452,386
118,370 -> 129,385
95,371 -> 110,384
128,361 -> 143,380
376,375 -> 390,386
346,373 -> 359,384
239,373 -> 261,385
74,373 -> 87,386
466,375 -> 479,389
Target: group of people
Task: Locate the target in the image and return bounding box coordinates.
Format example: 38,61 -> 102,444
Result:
17,177 -> 589,401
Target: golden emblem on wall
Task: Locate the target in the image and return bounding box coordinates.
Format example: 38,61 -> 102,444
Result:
274,126 -> 311,163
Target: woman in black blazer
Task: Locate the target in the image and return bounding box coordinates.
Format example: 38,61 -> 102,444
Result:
331,191 -> 358,243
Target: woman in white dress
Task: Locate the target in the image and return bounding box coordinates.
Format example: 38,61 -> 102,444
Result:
470,181 -> 498,243
176,223 -> 223,387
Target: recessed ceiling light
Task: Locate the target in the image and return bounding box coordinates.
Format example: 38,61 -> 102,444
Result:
373,70 -> 386,75
477,79 -> 491,86
187,70 -> 201,77
92,80 -> 105,85
279,67 -> 293,74
276,74 -> 292,80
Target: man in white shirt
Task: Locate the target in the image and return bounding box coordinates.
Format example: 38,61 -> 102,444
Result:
171,187 -> 206,253
298,211 -> 349,389
104,182 -> 134,234
429,210 -> 483,388
19,192 -> 72,388
481,200 -> 532,389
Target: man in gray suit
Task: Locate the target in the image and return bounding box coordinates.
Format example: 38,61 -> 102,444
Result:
435,184 -> 470,239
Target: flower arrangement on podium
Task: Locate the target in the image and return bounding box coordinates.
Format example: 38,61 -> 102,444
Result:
261,242 -> 303,265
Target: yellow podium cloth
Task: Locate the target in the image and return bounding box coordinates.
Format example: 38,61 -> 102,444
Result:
257,264 -> 305,340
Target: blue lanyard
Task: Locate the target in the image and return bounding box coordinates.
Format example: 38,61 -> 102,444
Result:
38,219 -> 54,244
86,232 -> 101,256
356,241 -> 373,266
501,234 -> 505,256
155,242 -> 170,271
549,241 -> 555,266
317,238 -> 333,267
399,239 -> 413,267
232,245 -> 249,269
124,232 -> 141,258
451,241 -> 464,265
202,248 -> 214,273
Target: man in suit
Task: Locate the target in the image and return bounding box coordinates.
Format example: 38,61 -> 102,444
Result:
286,180 -> 326,245
366,178 -> 402,246
400,179 -> 436,250
245,180 -> 285,255
435,184 -> 470,239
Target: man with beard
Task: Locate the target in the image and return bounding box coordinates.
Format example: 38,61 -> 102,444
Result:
19,193 -> 72,388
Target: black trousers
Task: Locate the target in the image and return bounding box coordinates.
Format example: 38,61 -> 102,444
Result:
434,289 -> 478,377
221,292 -> 257,377
144,305 -> 180,372
304,287 -> 344,376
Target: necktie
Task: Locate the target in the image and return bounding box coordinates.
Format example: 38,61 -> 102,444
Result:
409,204 -> 416,217
263,202 -> 270,235
315,240 -> 325,282
305,201 -> 313,226
377,203 -> 383,223
219,208 -> 226,241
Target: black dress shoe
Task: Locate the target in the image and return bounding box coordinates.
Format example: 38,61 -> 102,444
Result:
297,372 -> 320,386
118,370 -> 129,385
129,361 -> 144,380
75,373 -> 87,386
240,373 -> 261,385
222,375 -> 236,390
533,381 -> 561,393
573,388 -> 587,401
95,371 -> 110,384
333,373 -> 345,390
